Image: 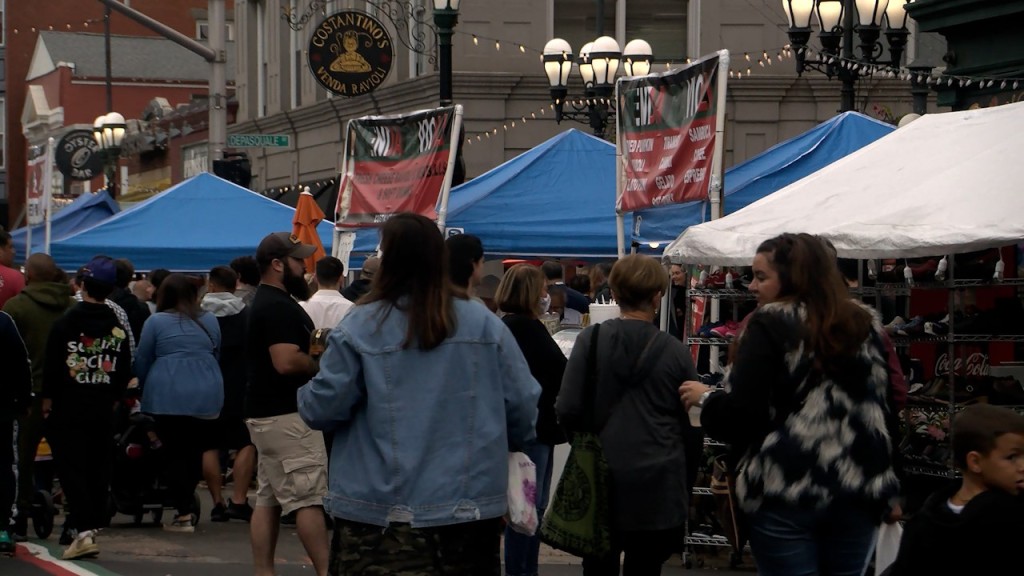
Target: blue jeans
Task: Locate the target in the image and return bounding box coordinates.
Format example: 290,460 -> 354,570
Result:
504,442 -> 554,576
747,499 -> 879,576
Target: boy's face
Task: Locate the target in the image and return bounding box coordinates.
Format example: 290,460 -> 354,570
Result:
973,432 -> 1024,495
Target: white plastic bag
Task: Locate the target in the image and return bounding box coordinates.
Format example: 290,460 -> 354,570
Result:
506,452 -> 538,536
874,521 -> 903,575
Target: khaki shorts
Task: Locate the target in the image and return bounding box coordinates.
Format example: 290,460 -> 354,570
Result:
245,412 -> 328,515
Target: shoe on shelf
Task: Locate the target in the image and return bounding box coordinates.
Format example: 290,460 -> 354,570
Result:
226,500 -> 253,522
163,515 -> 196,533
0,530 -> 15,557
62,532 -> 99,560
210,503 -> 229,523
884,316 -> 906,335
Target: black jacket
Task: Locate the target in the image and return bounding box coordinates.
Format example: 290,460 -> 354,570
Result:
0,311 -> 32,418
889,483 -> 1024,575
556,319 -> 698,532
42,302 -> 133,422
215,309 -> 249,421
109,287 -> 150,345
502,313 -> 567,446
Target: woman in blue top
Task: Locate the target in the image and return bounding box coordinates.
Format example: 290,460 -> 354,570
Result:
136,273 -> 223,533
298,213 -> 541,575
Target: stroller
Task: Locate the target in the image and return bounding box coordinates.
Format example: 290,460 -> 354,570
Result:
108,399 -> 201,526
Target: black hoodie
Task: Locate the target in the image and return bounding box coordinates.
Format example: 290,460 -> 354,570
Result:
42,301 -> 133,422
889,482 -> 1024,575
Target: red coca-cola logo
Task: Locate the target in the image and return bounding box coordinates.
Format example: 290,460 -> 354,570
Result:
935,352 -> 990,377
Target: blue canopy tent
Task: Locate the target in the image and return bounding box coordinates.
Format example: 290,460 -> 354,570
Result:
51,173 -> 334,272
10,190 -> 119,259
442,129 -> 619,258
633,111 -> 895,246
343,129 -> 620,262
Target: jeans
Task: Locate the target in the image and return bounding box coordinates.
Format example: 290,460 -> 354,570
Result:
154,415 -> 207,517
504,442 -> 554,576
49,415 -> 114,533
747,499 -> 879,576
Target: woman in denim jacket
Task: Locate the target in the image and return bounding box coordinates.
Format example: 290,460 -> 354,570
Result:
298,213 -> 541,575
136,273 -> 223,532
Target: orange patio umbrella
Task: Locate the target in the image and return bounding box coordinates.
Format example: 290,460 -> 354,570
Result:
292,187 -> 327,273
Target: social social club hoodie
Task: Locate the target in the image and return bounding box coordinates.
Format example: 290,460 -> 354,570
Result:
42,301 -> 133,421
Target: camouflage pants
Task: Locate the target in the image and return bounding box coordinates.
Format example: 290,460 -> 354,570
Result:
330,517 -> 502,576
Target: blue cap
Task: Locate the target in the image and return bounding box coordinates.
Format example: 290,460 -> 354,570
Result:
83,256 -> 117,285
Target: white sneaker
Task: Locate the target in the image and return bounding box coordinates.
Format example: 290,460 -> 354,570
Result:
62,533 -> 99,560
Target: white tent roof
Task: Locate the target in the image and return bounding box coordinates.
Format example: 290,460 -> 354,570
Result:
664,100 -> 1024,265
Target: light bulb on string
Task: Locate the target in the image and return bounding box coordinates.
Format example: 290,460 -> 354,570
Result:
495,40 -> 500,50
472,35 -> 478,45
519,44 -> 525,53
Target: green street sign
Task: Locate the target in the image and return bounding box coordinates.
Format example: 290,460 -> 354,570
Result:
227,134 -> 291,148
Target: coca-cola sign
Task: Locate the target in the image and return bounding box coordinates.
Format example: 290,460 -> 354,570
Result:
935,352 -> 990,378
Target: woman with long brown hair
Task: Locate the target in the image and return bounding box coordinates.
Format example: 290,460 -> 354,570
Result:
297,213 -> 540,575
680,233 -> 900,576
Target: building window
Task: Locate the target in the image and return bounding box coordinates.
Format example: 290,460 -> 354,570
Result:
197,20 -> 235,41
552,0 -> 688,64
0,1 -> 5,46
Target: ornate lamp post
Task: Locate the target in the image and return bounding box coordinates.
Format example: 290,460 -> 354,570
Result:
432,0 -> 461,106
782,0 -> 916,112
93,112 -> 127,198
542,35 -> 652,139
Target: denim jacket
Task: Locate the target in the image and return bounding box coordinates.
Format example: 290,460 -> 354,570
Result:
137,311 -> 224,418
298,298 -> 540,528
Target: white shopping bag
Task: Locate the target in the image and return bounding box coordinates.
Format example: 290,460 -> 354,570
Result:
506,452 -> 538,536
874,521 -> 903,575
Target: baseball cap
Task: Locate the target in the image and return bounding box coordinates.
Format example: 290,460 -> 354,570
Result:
361,256 -> 381,279
83,256 -> 117,285
256,232 -> 317,264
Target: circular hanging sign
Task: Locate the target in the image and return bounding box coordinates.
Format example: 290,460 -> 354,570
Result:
56,129 -> 104,181
307,10 -> 394,98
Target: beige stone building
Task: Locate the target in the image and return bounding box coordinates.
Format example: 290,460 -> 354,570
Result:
231,0 -> 939,196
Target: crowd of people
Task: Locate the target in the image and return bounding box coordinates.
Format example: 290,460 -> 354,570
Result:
2,222 -> 1023,575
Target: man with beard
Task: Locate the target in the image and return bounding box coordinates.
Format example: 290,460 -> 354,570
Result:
245,232 -> 329,576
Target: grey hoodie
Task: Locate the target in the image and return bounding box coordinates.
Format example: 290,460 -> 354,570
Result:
201,291 -> 246,318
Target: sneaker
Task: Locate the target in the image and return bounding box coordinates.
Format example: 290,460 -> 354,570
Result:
0,531 -> 15,557
62,533 -> 99,560
210,503 -> 229,523
11,515 -> 27,543
163,515 -> 196,533
226,500 -> 253,522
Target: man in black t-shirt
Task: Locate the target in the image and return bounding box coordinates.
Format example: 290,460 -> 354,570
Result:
245,232 -> 329,576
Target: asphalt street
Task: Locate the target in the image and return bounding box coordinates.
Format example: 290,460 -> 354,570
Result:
4,490 -> 756,575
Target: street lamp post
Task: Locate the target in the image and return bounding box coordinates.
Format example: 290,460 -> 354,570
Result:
93,112 -> 127,198
783,0 -> 916,113
432,0 -> 461,107
542,35 -> 652,139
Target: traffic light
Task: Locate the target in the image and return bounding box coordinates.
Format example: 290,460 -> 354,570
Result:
213,153 -> 252,188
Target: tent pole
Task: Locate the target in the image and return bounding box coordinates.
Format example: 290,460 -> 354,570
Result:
436,105 -> 463,233
43,137 -> 55,254
615,79 -> 626,259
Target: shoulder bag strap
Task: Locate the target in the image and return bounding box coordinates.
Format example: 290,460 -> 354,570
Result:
190,315 -> 218,353
582,323 -> 601,431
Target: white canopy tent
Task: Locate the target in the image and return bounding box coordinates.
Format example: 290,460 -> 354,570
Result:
663,100 -> 1024,265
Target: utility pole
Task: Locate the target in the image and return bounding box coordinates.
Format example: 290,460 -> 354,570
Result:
98,0 -> 227,171
104,4 -> 113,112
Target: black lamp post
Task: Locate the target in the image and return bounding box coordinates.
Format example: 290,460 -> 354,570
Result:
432,0 -> 461,107
93,112 -> 126,198
783,0 -> 915,113
542,36 -> 652,140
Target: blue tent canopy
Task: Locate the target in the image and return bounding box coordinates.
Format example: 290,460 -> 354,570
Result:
51,173 -> 334,272
633,111 -> 895,245
11,190 -> 119,259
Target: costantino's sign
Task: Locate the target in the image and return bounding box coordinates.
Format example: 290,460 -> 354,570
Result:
307,10 -> 393,98
56,129 -> 104,181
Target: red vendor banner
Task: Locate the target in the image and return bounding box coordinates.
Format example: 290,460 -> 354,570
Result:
616,52 -> 725,212
336,106 -> 457,227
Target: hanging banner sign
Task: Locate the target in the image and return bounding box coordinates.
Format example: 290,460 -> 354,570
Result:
336,106 -> 457,227
26,144 -> 49,225
616,52 -> 724,212
307,10 -> 394,98
55,130 -> 103,181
